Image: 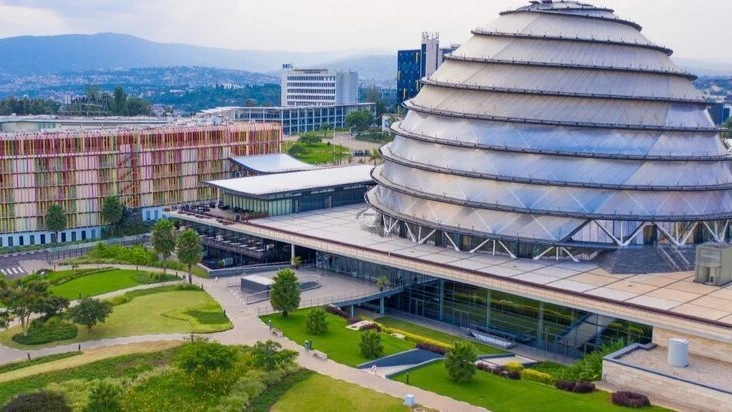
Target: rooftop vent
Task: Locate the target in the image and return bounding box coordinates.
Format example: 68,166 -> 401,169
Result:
694,243 -> 732,286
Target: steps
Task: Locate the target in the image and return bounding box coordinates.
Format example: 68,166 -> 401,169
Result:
556,313 -> 616,350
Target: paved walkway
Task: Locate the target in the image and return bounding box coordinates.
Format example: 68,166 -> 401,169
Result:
0,263 -> 486,411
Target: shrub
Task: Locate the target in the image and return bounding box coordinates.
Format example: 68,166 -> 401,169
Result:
476,362 -> 491,372
555,380 -> 576,392
85,381 -> 122,412
416,342 -> 449,355
214,365 -> 298,412
505,370 -> 521,380
611,391 -> 651,408
346,317 -> 361,325
504,361 -> 524,373
572,381 -> 596,394
2,391 -> 71,412
360,330 -> 384,359
324,305 -> 348,319
305,308 -> 328,335
248,340 -> 298,371
358,322 -> 380,331
521,369 -> 554,385
560,339 -> 630,382
489,365 -> 506,376
12,317 -> 78,345
176,341 -> 239,381
444,342 -> 477,383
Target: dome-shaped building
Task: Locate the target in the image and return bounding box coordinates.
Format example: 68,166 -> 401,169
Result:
367,0 -> 732,260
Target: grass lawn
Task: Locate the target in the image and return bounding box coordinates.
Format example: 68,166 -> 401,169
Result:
49,269 -> 178,299
0,352 -> 81,375
392,361 -> 669,412
0,288 -> 231,349
0,344 -> 184,405
261,311 -> 414,367
0,341 -> 181,384
376,316 -> 507,355
284,141 -> 350,164
271,373 -> 417,412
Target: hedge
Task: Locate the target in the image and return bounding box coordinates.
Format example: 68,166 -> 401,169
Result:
521,369 -> 554,385
611,391 -> 651,408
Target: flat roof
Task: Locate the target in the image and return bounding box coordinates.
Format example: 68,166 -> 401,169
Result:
207,165 -> 374,197
198,103 -> 375,114
242,275 -> 274,286
229,154 -> 314,174
167,204 -> 732,343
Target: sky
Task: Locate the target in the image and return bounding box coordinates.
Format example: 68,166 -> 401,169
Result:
0,0 -> 730,62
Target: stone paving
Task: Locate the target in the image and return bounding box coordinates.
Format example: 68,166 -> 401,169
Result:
0,263 -> 486,411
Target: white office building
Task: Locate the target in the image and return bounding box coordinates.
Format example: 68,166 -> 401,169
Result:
281,66 -> 359,107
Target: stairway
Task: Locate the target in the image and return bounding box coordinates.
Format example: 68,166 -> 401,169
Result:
556,314 -> 616,350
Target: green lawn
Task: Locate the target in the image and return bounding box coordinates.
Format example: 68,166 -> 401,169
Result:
0,346 -> 183,405
272,373 -> 415,412
376,316 -> 507,355
0,352 -> 81,375
261,311 -> 414,367
0,288 -> 231,349
392,361 -> 669,412
285,142 -> 350,164
49,269 -> 178,299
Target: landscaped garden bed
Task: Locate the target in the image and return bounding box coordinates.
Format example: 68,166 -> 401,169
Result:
261,310 -> 414,367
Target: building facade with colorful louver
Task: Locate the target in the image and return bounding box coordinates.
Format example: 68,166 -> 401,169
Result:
0,122 -> 281,247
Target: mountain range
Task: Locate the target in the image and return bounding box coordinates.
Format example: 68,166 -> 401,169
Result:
0,32 -> 728,88
0,33 -> 394,81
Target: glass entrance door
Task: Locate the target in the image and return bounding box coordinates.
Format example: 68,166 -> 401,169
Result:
410,298 -> 425,317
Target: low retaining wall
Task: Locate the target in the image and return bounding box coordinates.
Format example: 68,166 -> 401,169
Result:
603,344 -> 732,412
653,327 -> 732,364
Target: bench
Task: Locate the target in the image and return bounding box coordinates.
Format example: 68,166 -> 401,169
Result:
312,350 -> 328,360
271,328 -> 284,338
469,330 -> 516,349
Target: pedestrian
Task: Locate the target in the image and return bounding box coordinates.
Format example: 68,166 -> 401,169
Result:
371,365 -> 378,375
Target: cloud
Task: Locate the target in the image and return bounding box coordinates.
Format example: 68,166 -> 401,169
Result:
0,3 -> 72,37
0,0 -> 729,61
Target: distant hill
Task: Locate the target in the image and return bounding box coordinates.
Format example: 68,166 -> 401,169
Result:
0,33 -> 364,75
310,55 -> 396,84
674,58 -> 732,77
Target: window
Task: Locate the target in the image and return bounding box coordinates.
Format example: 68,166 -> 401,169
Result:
40,234 -> 46,244
81,231 -> 86,241
29,235 -> 35,245
18,236 -> 23,246
145,211 -> 151,221
71,231 -> 76,242
61,233 -> 66,243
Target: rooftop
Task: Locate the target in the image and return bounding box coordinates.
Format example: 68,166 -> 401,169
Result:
167,204 -> 732,342
206,165 -> 374,197
229,153 -> 314,175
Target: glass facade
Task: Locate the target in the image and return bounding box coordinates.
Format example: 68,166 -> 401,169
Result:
316,251 -> 652,358
220,186 -> 370,218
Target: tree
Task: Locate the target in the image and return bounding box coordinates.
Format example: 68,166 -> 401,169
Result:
86,381 -> 122,412
45,203 -> 67,244
444,341 -> 477,383
269,268 -> 300,317
38,295 -> 70,320
305,307 -> 328,335
248,340 -> 298,371
360,330 -> 383,359
345,109 -> 374,132
113,86 -> 128,116
151,219 -> 176,274
369,149 -> 382,166
176,229 -> 202,284
67,298 -> 112,332
722,117 -> 732,139
0,279 -> 52,335
176,340 -> 238,380
101,196 -> 124,234
128,247 -> 148,271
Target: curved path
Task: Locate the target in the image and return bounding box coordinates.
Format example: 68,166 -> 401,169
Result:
0,264 -> 486,412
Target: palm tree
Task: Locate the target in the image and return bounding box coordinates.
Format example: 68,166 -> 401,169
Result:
176,229 -> 202,284
151,219 -> 176,274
